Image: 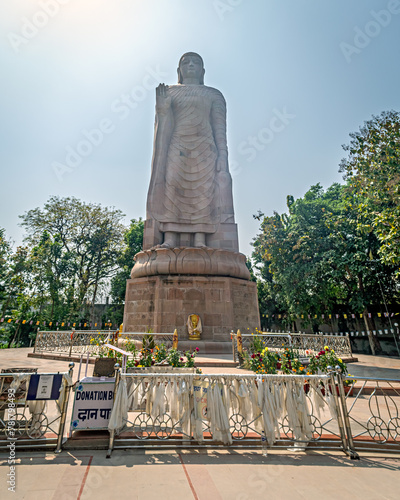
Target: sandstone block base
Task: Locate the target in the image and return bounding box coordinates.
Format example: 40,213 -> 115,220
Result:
123,275 -> 260,341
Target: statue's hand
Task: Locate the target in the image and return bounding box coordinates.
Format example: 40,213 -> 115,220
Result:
156,83 -> 171,116
216,154 -> 228,172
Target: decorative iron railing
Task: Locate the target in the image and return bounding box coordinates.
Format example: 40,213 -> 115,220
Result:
231,332 -> 353,363
2,365 -> 399,458
119,332 -> 175,348
33,330 -> 176,358
34,330 -> 114,356
106,371 -> 347,457
336,372 -> 400,453
0,364 -> 74,453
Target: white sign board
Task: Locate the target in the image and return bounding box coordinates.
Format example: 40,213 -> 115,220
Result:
36,375 -> 54,399
71,380 -> 115,430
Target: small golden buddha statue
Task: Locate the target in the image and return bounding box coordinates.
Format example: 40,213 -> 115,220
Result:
187,314 -> 202,340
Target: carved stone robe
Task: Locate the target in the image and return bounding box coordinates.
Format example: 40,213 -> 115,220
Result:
147,84 -> 232,234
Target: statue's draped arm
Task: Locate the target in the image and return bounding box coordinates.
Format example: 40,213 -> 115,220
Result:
211,90 -> 235,220
211,91 -> 228,172
146,85 -> 174,219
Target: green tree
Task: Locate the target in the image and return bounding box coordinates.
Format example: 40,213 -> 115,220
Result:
1,246 -> 34,347
20,196 -> 126,320
29,231 -> 75,320
0,228 -> 11,307
253,185 -> 347,324
252,183 -> 399,353
110,218 -> 144,305
340,110 -> 400,267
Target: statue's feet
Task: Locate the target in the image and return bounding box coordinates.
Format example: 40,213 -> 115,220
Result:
160,242 -> 172,249
194,233 -> 206,248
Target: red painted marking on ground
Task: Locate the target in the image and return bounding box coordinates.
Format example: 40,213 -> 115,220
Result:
77,455 -> 93,500
178,453 -> 199,500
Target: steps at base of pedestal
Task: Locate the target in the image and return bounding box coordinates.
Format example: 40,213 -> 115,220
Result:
177,340 -> 233,355
195,358 -> 238,368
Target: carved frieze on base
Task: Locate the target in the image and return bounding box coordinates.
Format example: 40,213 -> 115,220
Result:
131,247 -> 250,280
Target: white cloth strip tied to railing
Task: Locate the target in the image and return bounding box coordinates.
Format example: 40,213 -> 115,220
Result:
57,372 -> 74,414
6,372 -> 73,438
257,375 -> 285,445
284,377 -> 313,446
9,373 -> 31,393
108,377 -> 128,433
310,378 -> 326,418
207,379 -> 232,445
108,374 -> 336,446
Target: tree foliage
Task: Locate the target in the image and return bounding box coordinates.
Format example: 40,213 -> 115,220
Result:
252,183 -> 399,350
110,218 -> 144,306
0,198 -> 134,346
20,196 -> 126,317
340,110 -> 400,267
0,228 -> 11,304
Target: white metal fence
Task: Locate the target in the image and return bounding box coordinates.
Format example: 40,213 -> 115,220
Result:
1,365 -> 399,459
0,364 -> 74,452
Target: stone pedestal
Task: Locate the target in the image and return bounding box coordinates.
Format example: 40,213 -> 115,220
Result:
131,247 -> 250,280
123,275 -> 260,341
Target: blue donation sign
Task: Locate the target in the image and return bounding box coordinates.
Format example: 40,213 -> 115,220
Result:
27,374 -> 63,400
71,380 -> 115,430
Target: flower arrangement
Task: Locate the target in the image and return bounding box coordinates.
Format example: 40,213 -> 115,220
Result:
278,347 -> 306,375
244,337 -> 348,377
246,347 -> 279,374
244,344 -> 308,375
90,333 -> 122,359
154,343 -> 168,364
125,344 -> 200,369
307,346 -> 348,376
342,375 -> 356,387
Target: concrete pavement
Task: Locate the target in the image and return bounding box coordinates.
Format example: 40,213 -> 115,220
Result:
0,348 -> 253,378
1,348 -> 400,499
1,449 -> 400,500
2,348 -> 400,380
345,353 -> 400,379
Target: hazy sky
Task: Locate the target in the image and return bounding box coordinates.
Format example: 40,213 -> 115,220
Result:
1,0 -> 399,256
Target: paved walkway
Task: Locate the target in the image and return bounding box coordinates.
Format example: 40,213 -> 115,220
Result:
0,348 -> 252,378
1,348 -> 400,380
347,354 -> 400,379
1,449 -> 399,499
1,348 -> 400,499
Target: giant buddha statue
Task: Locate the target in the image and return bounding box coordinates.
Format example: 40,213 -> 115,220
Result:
145,51 -> 235,249
134,52 -> 249,280
123,53 -> 260,341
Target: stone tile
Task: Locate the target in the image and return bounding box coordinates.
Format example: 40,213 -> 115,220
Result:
184,289 -> 205,301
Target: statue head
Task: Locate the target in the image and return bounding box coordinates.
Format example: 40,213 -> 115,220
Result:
177,52 -> 205,85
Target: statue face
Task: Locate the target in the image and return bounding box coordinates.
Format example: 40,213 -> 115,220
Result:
179,54 -> 203,83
